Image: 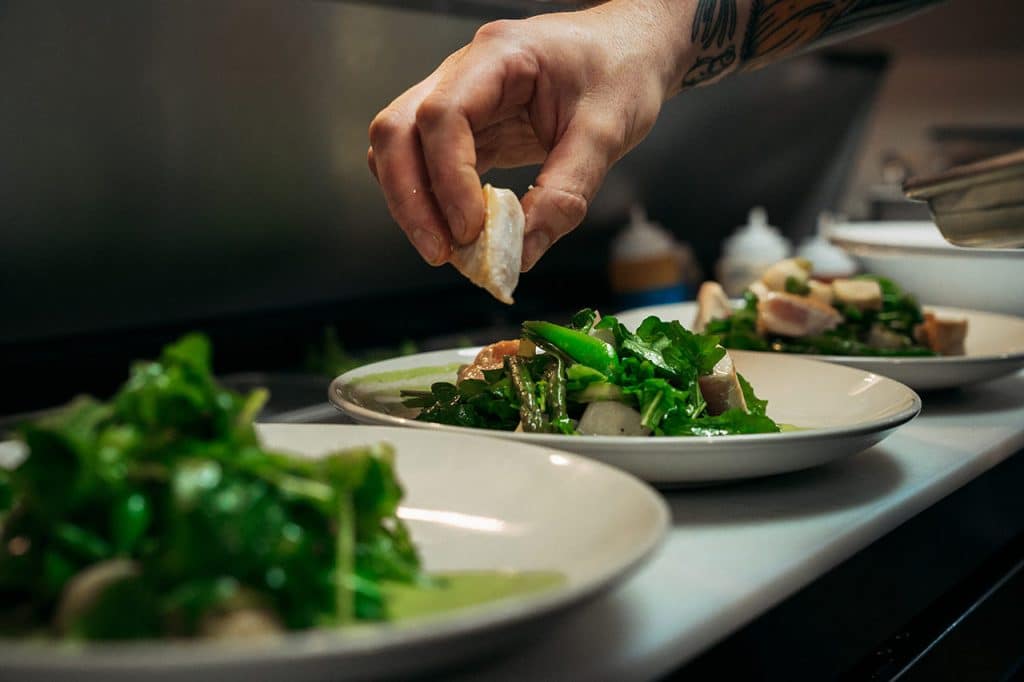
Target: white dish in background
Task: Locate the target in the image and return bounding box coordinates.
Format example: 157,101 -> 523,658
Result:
615,302 -> 1024,391
826,221 -> 1024,316
2,424 -> 668,682
330,350 -> 920,486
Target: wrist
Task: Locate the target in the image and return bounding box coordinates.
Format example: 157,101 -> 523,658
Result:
617,0 -> 750,98
583,0 -> 694,102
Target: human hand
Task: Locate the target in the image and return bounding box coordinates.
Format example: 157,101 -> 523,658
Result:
367,1 -> 688,271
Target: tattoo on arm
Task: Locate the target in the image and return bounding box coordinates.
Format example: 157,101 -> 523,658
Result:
681,0 -> 944,89
692,0 -> 738,48
739,0 -> 946,67
819,0 -> 945,40
682,0 -> 740,87
740,0 -> 860,68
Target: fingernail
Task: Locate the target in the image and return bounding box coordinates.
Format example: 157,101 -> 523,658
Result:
521,231 -> 551,272
446,206 -> 467,243
412,228 -> 442,264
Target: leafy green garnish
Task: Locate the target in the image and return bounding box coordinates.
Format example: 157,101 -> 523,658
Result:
1,334 -> 425,639
568,308 -> 599,334
707,278 -> 936,357
406,310 -> 780,438
738,373 -> 768,416
661,408 -> 779,437
705,292 -> 771,352
784,276 -> 811,295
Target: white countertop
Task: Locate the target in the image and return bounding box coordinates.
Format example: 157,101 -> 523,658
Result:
463,370 -> 1024,681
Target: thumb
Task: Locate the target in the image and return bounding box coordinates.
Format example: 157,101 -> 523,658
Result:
520,118 -> 620,271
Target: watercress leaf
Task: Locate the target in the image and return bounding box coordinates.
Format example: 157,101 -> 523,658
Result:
569,308 -> 598,333
737,373 -> 769,417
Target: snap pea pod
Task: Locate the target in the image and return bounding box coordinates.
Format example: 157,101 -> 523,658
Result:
521,321 -> 618,375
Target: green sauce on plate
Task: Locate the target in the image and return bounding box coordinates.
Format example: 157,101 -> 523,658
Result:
386,571 -> 565,621
350,363 -> 462,386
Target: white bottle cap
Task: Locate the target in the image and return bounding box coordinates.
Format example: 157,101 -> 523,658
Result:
715,207 -> 793,296
611,204 -> 677,261
796,212 -> 857,278
720,207 -> 791,262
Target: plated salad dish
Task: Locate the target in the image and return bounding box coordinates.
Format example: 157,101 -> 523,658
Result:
0,335 -> 553,642
695,258 -> 968,357
402,309 -> 781,438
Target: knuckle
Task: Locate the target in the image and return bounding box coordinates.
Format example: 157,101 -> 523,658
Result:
368,109 -> 404,145
415,96 -> 450,130
366,147 -> 378,176
502,44 -> 538,84
474,19 -> 516,44
475,21 -> 535,81
556,193 -> 588,230
586,118 -> 626,156
545,187 -> 588,233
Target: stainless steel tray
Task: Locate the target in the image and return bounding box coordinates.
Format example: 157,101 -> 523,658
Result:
904,149 -> 1024,248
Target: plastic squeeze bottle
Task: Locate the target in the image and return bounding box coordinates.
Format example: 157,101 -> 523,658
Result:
609,205 -> 694,309
796,212 -> 858,281
715,207 -> 792,297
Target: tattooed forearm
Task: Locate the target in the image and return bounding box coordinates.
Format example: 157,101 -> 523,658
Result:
680,0 -> 944,89
682,0 -> 740,87
740,0 -> 859,69
692,0 -> 738,48
819,0 -> 945,41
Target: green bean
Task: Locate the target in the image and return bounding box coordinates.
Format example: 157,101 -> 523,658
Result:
506,356 -> 547,433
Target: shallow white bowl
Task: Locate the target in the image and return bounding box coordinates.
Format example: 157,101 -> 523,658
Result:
827,221 -> 1024,316
1,425 -> 668,682
330,350 -> 920,486
615,301 -> 1024,391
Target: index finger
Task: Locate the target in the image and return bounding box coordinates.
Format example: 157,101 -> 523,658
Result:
369,73 -> 452,265
415,27 -> 539,245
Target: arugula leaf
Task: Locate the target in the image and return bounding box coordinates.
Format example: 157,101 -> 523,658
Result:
408,308 -> 781,439
709,280 -> 936,357
662,409 -> 780,436
568,308 -> 599,333
403,377 -> 520,431
704,292 -> 771,352
784,276 -> 811,295
2,334 -> 426,639
737,373 -> 768,416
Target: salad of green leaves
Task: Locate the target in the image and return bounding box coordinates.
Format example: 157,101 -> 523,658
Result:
707,276 -> 936,357
402,309 -> 779,438
0,334 -> 427,640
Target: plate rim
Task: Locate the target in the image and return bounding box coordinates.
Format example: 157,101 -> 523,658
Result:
329,349 -> 922,447
0,424 -> 669,673
826,222 -> 1024,260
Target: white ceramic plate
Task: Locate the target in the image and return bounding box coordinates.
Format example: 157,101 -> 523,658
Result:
615,301 -> 1024,391
0,425 -> 668,682
827,221 -> 1024,316
330,350 -> 920,485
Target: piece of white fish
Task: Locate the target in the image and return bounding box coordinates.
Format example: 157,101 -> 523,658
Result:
694,281 -> 733,333
756,290 -> 843,337
698,350 -> 748,416
450,184 -> 524,305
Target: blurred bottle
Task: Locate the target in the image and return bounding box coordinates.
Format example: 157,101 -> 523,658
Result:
610,205 -> 699,309
796,212 -> 859,281
715,207 -> 791,296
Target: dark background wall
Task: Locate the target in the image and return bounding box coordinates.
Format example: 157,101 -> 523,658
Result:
1,0 -> 1019,412
0,2 -> 881,344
